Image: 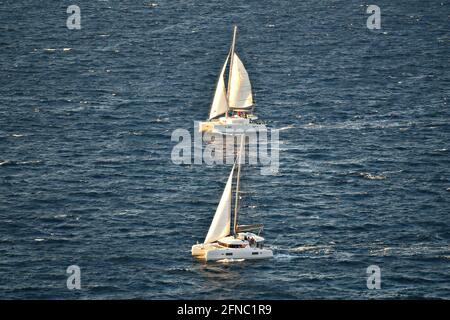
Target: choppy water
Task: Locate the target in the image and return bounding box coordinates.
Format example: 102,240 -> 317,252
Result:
1,0 -> 449,299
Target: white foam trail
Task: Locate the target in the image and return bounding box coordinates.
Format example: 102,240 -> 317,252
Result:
359,172 -> 387,180
274,254 -> 297,261
290,245 -> 333,253
273,125 -> 295,132
18,160 -> 41,165
369,244 -> 450,257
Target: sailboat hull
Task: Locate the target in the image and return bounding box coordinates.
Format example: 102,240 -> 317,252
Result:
192,243 -> 273,261
206,247 -> 273,261
192,233 -> 273,261
199,116 -> 265,133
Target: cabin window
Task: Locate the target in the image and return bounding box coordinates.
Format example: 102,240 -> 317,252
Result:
218,242 -> 246,249
226,253 -> 233,256
252,252 -> 259,255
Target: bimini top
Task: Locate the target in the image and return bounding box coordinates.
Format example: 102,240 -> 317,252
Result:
237,232 -> 265,243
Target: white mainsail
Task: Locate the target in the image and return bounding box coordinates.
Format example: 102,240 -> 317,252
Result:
228,53 -> 253,110
209,54 -> 230,120
204,163 -> 235,244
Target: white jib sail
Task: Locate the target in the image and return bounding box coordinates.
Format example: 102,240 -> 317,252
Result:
209,54 -> 230,120
204,164 -> 235,244
228,53 -> 253,110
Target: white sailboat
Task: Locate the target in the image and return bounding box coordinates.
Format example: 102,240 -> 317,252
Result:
191,136 -> 273,261
198,26 -> 265,134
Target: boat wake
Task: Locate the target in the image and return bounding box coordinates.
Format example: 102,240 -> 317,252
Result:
273,253 -> 298,261
0,160 -> 11,166
358,172 -> 387,180
369,244 -> 450,258
273,125 -> 295,132
290,245 -> 334,254
0,160 -> 42,167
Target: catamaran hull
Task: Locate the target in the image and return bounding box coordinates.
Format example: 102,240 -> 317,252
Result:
191,244 -> 273,261
206,248 -> 273,261
212,123 -> 266,135
199,121 -> 266,134
199,115 -> 264,133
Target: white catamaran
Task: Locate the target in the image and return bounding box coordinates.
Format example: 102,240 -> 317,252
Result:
198,26 -> 265,134
191,136 -> 273,261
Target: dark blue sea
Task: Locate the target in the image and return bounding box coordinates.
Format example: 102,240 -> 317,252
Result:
0,0 -> 449,299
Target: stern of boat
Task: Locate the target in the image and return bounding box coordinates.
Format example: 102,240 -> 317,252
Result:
191,243 -> 206,258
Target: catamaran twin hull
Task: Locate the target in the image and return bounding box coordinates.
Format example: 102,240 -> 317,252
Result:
191,233 -> 273,261
192,244 -> 273,261
199,116 -> 266,134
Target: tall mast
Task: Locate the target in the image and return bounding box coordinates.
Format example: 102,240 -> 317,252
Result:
226,25 -> 237,118
233,134 -> 244,236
